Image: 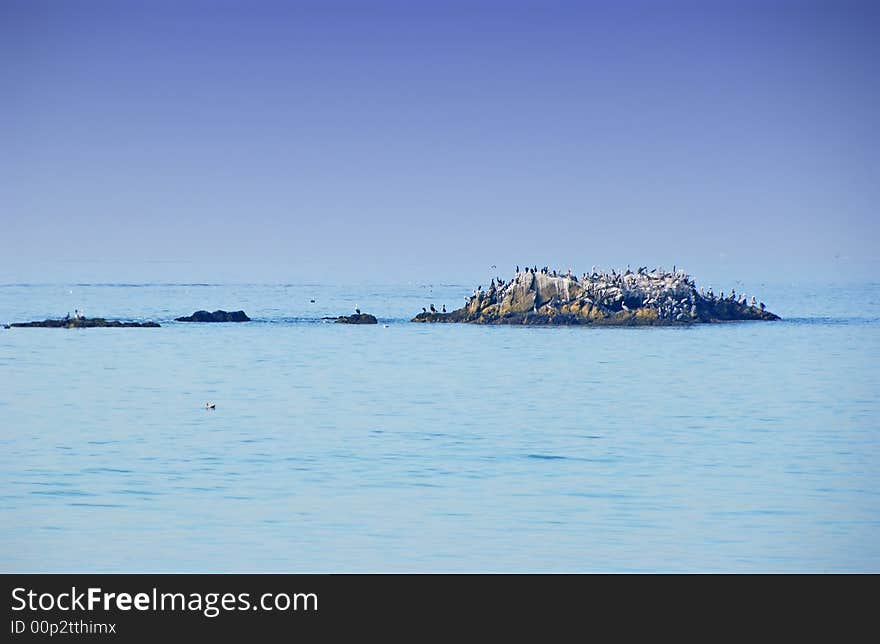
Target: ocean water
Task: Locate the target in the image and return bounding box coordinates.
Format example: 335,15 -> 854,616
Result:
1,281 -> 879,572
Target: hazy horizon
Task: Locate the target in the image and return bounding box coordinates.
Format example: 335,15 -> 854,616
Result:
3,1 -> 878,284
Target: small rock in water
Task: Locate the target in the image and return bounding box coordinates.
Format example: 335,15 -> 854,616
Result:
175,310 -> 250,322
334,313 -> 378,324
9,317 -> 160,328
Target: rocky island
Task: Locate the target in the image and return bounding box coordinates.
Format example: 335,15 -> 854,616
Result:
175,310 -> 250,322
8,317 -> 160,328
412,266 -> 779,326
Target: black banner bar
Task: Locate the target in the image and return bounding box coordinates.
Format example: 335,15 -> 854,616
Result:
3,574 -> 873,640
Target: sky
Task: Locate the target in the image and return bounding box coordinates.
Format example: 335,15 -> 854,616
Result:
2,0 -> 878,284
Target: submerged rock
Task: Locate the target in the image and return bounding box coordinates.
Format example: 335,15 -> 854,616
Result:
9,317 -> 160,328
175,310 -> 250,322
412,267 -> 780,326
333,313 -> 378,324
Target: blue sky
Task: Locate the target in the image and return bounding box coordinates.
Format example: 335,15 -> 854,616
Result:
2,0 -> 878,283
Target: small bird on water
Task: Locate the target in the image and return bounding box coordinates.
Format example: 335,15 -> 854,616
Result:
205,402 -> 216,410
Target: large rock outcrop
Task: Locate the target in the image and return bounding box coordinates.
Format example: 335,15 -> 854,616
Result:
9,317 -> 160,328
412,267 -> 779,326
175,310 -> 250,322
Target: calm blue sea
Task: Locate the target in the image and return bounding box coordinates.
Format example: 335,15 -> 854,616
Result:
1,281 -> 878,572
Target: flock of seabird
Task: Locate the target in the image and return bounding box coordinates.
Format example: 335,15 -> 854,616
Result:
461,265 -> 767,322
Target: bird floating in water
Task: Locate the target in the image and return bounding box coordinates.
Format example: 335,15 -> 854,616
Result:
205,402 -> 215,410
